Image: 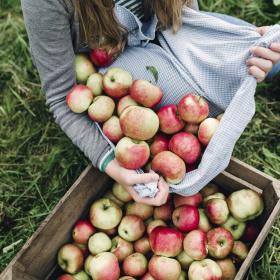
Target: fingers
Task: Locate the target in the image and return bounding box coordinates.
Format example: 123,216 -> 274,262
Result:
248,65 -> 266,82
250,46 -> 280,64
270,43 -> 280,53
123,171 -> 159,186
247,57 -> 273,73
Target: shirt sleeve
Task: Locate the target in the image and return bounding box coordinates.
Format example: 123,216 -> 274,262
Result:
21,0 -> 114,171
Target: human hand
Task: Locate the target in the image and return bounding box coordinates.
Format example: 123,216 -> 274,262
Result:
105,159 -> 169,206
247,26 -> 280,82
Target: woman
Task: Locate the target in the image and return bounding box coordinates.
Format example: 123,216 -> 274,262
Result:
21,0 -> 280,206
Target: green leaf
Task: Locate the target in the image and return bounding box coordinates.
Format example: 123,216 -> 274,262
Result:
146,66 -> 159,83
273,0 -> 280,6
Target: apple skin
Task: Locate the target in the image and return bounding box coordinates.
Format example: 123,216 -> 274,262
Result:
176,250 -> 194,269
72,220 -> 96,245
103,67 -> 133,98
231,241 -> 248,262
90,48 -> 117,67
74,243 -> 89,258
188,259 -> 222,280
103,190 -> 124,208
200,183 -> 219,197
153,200 -> 173,221
198,209 -> 212,232
169,132 -> 201,164
101,227 -> 118,236
147,219 -> 167,235
102,116 -> 124,143
174,193 -> 202,208
150,134 -> 170,157
90,198 -> 122,230
117,95 -> 138,116
112,182 -> 133,203
115,137 -> 150,169
88,232 -> 112,255
184,123 -> 199,135
207,227 -> 234,259
86,73 -> 103,96
110,236 -> 134,262
172,205 -> 200,232
148,255 -> 181,280
222,216 -> 246,240
89,252 -> 120,280
126,202 -> 154,220
178,94 -> 209,124
130,80 -> 163,108
118,215 -> 146,242
66,85 -> 93,113
157,104 -> 185,134
198,118 -> 220,146
57,244 -> 84,274
149,226 -> 183,257
120,106 -> 159,141
84,255 -> 94,276
134,236 -> 151,255
183,230 -> 208,260
216,113 -> 224,121
151,151 -> 186,184
75,54 -> 95,83
203,192 -> 226,202
227,189 -> 264,222
123,253 -> 148,277
243,223 -> 259,243
88,96 -> 115,123
141,272 -> 155,280
57,275 -> 75,280
216,258 -> 236,280
178,271 -> 187,280
204,198 -> 229,225
73,271 -> 90,280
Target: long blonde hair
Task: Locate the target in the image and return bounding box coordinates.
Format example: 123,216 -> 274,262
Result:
74,0 -> 191,50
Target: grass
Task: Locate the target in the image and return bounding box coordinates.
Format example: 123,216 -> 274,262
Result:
0,0 -> 279,278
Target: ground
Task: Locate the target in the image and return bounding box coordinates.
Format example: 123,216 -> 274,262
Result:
0,0 -> 279,279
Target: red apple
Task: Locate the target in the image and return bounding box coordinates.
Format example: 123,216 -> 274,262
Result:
204,198 -> 229,225
149,226 -> 183,257
216,258 -> 236,280
120,106 -> 159,141
112,182 -> 133,203
172,205 -> 199,232
57,275 -> 75,280
188,259 -> 222,280
178,94 -> 209,124
231,241 -> 248,262
86,73 -> 103,96
183,230 -> 208,260
89,198 -> 122,230
126,202 -> 154,220
57,244 -> 84,274
176,251 -> 194,269
198,118 -> 220,146
130,80 -> 163,108
173,193 -> 202,208
157,104 -> 185,134
110,236 -> 134,262
90,47 -> 118,67
123,253 -> 148,277
151,151 -> 186,184
243,223 -> 259,243
150,134 -> 170,157
75,54 -> 95,83
134,236 -> 151,255
207,227 -> 234,259
103,67 -> 133,98
141,272 -> 155,280
200,183 -> 219,197
153,200 -> 173,221
66,85 -> 93,113
88,252 -> 120,280
118,215 -> 146,242
115,137 -> 150,169
148,255 -> 181,280
88,232 -> 112,255
102,116 -> 124,143
72,220 -> 95,245
117,95 -> 138,116
169,132 -> 201,164
147,219 -> 167,235
184,123 -> 199,135
88,96 -> 115,123
198,209 -> 212,232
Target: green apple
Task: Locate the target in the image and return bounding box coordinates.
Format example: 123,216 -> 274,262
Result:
88,232 -> 112,255
222,215 -> 246,240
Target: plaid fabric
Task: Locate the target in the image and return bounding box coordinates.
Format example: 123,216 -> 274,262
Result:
100,4 -> 280,197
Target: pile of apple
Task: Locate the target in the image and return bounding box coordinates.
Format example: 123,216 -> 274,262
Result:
57,182 -> 264,280
67,54 -> 223,184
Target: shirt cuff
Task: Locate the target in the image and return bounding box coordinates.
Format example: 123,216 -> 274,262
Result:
98,149 -> 115,172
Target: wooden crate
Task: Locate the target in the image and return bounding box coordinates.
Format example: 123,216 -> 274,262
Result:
1,158 -> 280,280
